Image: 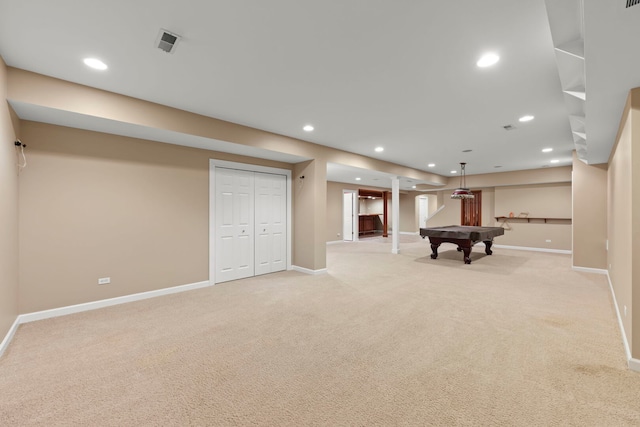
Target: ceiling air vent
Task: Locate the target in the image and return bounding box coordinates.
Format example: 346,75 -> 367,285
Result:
627,0 -> 640,7
156,29 -> 180,54
503,124 -> 517,131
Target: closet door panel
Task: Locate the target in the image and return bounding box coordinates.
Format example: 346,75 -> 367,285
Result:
215,168 -> 254,283
269,175 -> 286,272
254,173 -> 286,275
254,175 -> 272,276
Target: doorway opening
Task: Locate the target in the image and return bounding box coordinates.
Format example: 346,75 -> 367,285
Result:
357,189 -> 388,238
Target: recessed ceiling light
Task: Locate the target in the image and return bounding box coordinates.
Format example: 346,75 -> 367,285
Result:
451,170 -> 458,174
477,53 -> 500,68
550,159 -> 560,164
519,115 -> 534,122
412,185 -> 416,189
83,58 -> 107,70
542,148 -> 553,153
303,125 -> 314,132
355,177 -> 361,181
427,163 -> 435,168
375,147 -> 384,152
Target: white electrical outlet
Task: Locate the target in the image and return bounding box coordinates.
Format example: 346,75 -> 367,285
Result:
337,233 -> 341,237
545,239 -> 551,243
624,306 -> 627,317
98,277 -> 110,285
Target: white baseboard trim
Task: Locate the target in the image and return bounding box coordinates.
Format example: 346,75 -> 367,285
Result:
19,280 -> 212,324
400,231 -> 419,235
0,316 -> 21,358
605,271 -> 636,371
493,244 -> 572,255
629,358 -> 640,372
572,266 -> 608,275
326,240 -> 344,245
292,265 -> 328,275
1,280 -> 212,358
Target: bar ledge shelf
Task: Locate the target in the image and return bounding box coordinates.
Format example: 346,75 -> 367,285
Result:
495,216 -> 572,224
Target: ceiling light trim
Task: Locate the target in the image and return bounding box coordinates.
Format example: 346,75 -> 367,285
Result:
477,53 -> 500,68
83,58 -> 107,70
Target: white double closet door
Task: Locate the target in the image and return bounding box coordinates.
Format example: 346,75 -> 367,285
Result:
215,167 -> 286,283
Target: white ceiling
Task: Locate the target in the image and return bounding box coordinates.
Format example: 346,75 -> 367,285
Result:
1,0 -> 639,189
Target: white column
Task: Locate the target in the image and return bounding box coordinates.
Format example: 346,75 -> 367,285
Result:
392,176 -> 400,254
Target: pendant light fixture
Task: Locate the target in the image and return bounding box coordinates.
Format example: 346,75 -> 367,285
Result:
451,162 -> 474,199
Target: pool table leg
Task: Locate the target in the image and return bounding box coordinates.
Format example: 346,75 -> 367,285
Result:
430,242 -> 440,259
461,246 -> 472,264
484,240 -> 493,255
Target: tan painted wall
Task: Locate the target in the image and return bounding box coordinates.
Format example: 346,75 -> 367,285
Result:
7,67 -> 448,275
423,182 -> 571,250
428,194 -> 438,216
494,183 -> 572,219
18,121 -> 293,313
416,169 -> 571,249
326,181 -> 348,243
7,68 -> 447,186
608,95 -> 634,356
425,187 -> 495,228
494,183 -> 572,250
633,93 -> 640,359
293,159 -> 328,270
421,191 -> 459,227
483,188 -> 496,227
416,166 -> 572,191
0,56 -> 20,339
572,153 -> 607,269
399,192 -> 419,233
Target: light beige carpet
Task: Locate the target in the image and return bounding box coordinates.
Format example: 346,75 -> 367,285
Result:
2,236 -> 640,426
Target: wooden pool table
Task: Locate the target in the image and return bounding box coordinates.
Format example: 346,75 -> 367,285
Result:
419,225 -> 505,264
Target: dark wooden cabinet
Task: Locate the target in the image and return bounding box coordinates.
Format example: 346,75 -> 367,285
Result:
359,214 -> 379,235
